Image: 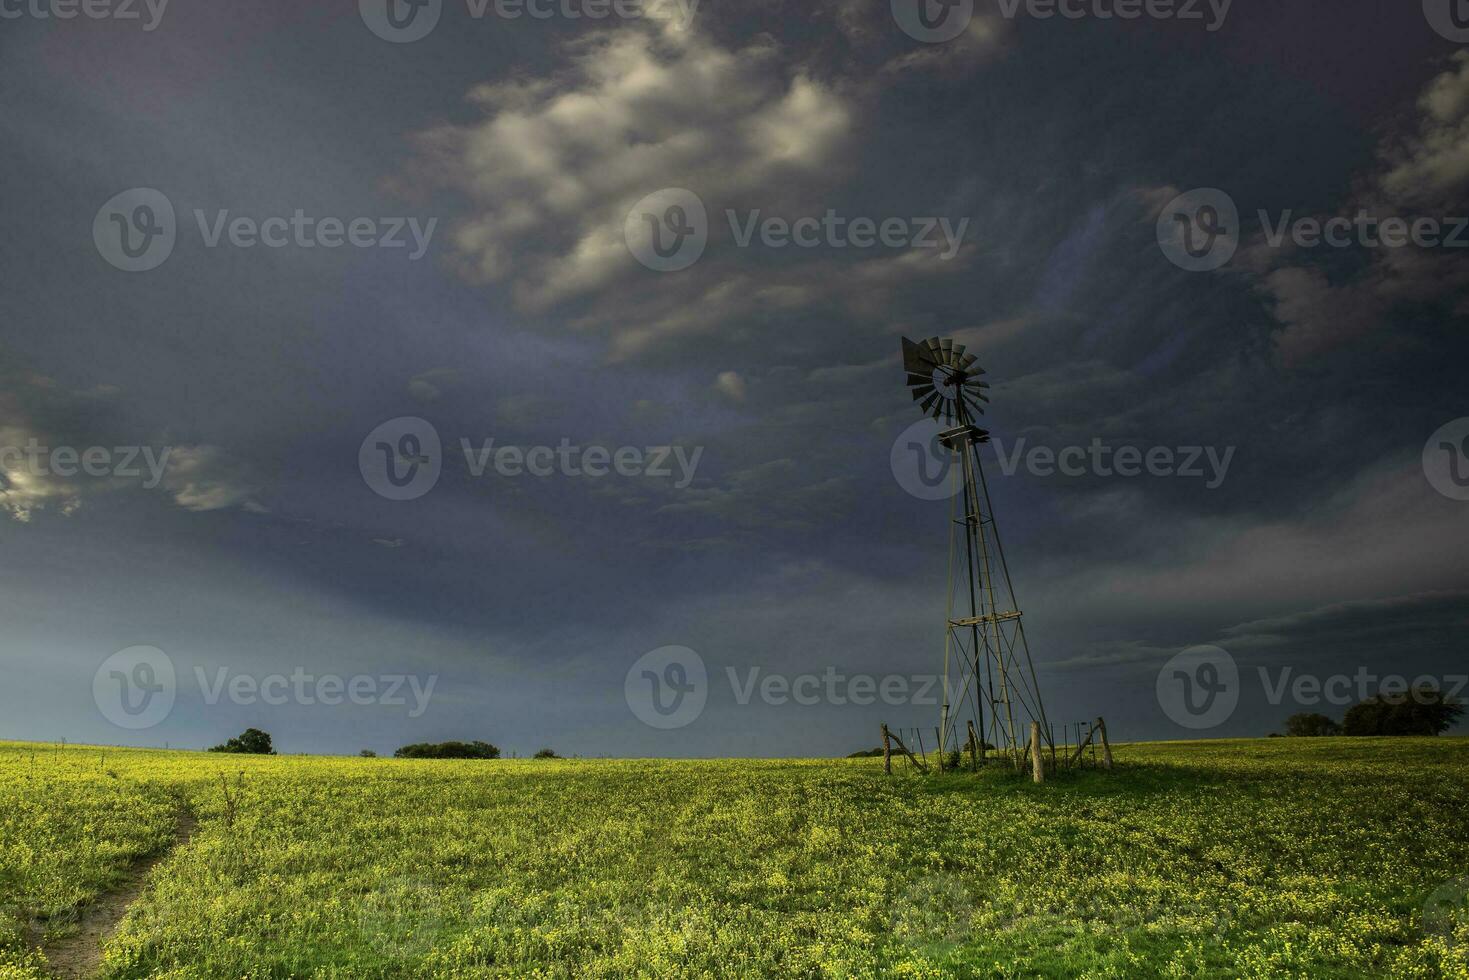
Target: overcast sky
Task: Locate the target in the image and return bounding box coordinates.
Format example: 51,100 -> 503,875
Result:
1,0 -> 1466,756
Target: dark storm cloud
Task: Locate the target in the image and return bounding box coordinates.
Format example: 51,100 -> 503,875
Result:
1221,591 -> 1469,658
0,0 -> 1465,753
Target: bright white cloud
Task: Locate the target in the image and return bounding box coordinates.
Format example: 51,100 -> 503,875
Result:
162,445 -> 262,513
0,421 -> 82,522
408,14 -> 853,314
1249,52 -> 1469,364
715,371 -> 747,402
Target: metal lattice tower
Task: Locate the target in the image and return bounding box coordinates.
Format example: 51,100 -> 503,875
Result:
902,337 -> 1053,767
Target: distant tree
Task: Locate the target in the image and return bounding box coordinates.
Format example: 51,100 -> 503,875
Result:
847,748 -> 885,758
1342,686 -> 1465,736
533,748 -> 559,759
393,740 -> 501,760
1284,713 -> 1342,737
208,728 -> 275,755
359,749 -> 377,758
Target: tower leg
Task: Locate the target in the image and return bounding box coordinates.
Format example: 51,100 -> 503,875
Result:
1030,721 -> 1044,783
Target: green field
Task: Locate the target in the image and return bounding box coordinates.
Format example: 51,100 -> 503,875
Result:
2,738 -> 1467,978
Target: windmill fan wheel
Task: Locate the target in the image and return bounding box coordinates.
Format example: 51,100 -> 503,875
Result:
902,337 -> 990,425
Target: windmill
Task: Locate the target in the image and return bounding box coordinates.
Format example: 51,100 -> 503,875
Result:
902,337 -> 1053,768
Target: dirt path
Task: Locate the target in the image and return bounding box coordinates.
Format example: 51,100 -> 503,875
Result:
29,808 -> 198,980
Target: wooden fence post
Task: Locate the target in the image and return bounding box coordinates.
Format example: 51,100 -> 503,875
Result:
1068,723 -> 1097,768
881,725 -> 892,775
1030,721 -> 1044,784
886,728 -> 928,773
1096,716 -> 1113,770
966,720 -> 980,771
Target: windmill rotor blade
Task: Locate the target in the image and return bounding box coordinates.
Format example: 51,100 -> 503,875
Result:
922,343 -> 946,379
911,384 -> 936,401
959,353 -> 978,370
906,372 -> 935,389
952,344 -> 966,359
941,339 -> 954,354
919,392 -> 942,415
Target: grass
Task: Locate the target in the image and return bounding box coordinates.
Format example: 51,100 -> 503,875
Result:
1,738 -> 1467,978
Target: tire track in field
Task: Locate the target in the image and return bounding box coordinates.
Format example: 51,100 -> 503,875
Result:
28,805 -> 197,980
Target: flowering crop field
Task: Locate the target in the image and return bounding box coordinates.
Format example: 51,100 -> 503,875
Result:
1,738 -> 1466,978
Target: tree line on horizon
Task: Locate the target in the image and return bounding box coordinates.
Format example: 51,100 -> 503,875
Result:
199,687 -> 1465,761
205,733 -> 564,759
1282,685 -> 1464,738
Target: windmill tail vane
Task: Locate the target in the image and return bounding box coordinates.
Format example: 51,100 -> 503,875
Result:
901,337 -> 1054,769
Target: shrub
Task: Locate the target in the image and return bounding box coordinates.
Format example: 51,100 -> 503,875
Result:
393,740 -> 501,760
533,748 -> 559,759
359,750 -> 377,758
1285,713 -> 1342,737
208,728 -> 275,755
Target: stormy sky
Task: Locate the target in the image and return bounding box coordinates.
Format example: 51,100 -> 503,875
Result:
1,0 -> 1466,756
